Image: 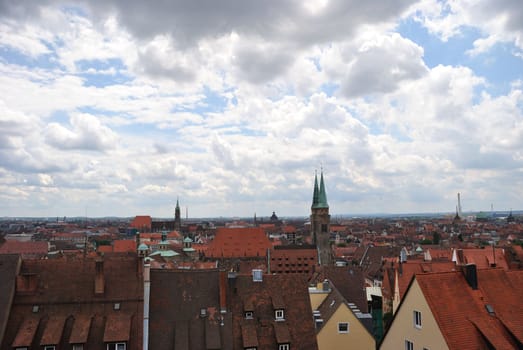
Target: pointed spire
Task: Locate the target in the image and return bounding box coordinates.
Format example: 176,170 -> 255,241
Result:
318,169 -> 329,208
311,170 -> 320,209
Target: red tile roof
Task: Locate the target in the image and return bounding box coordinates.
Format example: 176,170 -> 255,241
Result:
205,228 -> 272,258
460,248 -> 509,270
113,240 -> 137,253
230,274 -> 318,350
413,268 -> 523,349
130,215 -> 152,230
0,241 -> 48,257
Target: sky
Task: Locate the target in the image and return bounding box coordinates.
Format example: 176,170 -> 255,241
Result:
1,0 -> 523,218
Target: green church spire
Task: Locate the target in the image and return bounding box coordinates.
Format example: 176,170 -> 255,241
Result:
311,171 -> 320,209
318,170 -> 329,208
312,169 -> 329,209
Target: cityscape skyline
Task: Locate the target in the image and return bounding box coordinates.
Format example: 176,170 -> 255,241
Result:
1,1 -> 523,218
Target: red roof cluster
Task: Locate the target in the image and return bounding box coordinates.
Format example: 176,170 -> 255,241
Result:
205,227 -> 272,258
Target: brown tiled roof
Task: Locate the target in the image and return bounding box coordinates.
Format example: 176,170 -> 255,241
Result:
205,227 -> 272,258
1,254 -> 143,350
69,316 -> 92,344
148,269 -> 233,350
230,273 -> 318,350
40,316 -> 66,345
103,315 -> 131,343
0,254 -> 20,344
11,317 -> 39,347
273,321 -> 291,344
241,323 -> 259,348
310,266 -> 368,312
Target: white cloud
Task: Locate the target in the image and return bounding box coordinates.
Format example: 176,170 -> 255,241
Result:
0,1 -> 522,217
45,113 -> 119,151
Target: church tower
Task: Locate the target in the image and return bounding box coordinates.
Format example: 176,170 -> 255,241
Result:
310,170 -> 332,266
174,198 -> 181,231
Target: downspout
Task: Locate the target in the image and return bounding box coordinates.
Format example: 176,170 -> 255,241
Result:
143,261 -> 151,350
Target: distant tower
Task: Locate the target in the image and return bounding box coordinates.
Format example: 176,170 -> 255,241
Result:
457,193 -> 462,218
310,169 -> 331,266
174,198 -> 181,230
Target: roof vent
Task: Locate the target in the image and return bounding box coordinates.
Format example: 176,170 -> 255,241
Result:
252,269 -> 263,282
485,304 -> 495,316
315,319 -> 324,329
322,279 -> 330,291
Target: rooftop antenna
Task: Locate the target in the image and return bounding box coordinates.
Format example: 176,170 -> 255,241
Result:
457,193 -> 462,218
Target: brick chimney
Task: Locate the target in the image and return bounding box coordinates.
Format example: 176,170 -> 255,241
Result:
94,257 -> 105,296
463,263 -> 478,290
16,273 -> 38,294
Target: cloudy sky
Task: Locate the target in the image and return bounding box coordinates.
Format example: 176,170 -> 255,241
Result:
1,0 -> 523,218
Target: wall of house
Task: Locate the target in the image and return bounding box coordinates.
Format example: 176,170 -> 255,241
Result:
317,304 -> 375,350
309,287 -> 329,310
380,279 -> 448,350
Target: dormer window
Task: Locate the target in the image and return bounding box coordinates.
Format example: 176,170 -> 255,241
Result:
275,309 -> 285,321
278,344 -> 290,350
107,343 -> 126,350
245,311 -> 253,319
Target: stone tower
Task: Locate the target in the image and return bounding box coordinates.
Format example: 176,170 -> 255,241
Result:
174,198 -> 181,231
311,170 -> 332,266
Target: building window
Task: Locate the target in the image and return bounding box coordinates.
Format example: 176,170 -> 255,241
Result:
44,346 -> 56,350
72,345 -> 84,350
275,309 -> 284,321
338,322 -> 349,333
245,311 -> 253,319
107,343 -> 126,350
278,344 -> 290,350
413,310 -> 422,328
405,340 -> 414,350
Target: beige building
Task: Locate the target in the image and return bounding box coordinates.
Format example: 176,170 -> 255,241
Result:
380,266 -> 523,349
310,281 -> 375,350
380,277 -> 448,350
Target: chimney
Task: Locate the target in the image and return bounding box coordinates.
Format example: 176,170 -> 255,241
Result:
219,270 -> 227,314
322,279 -> 330,291
95,257 -> 105,296
143,260 -> 150,350
135,232 -> 141,248
16,273 -> 38,294
463,263 -> 478,290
